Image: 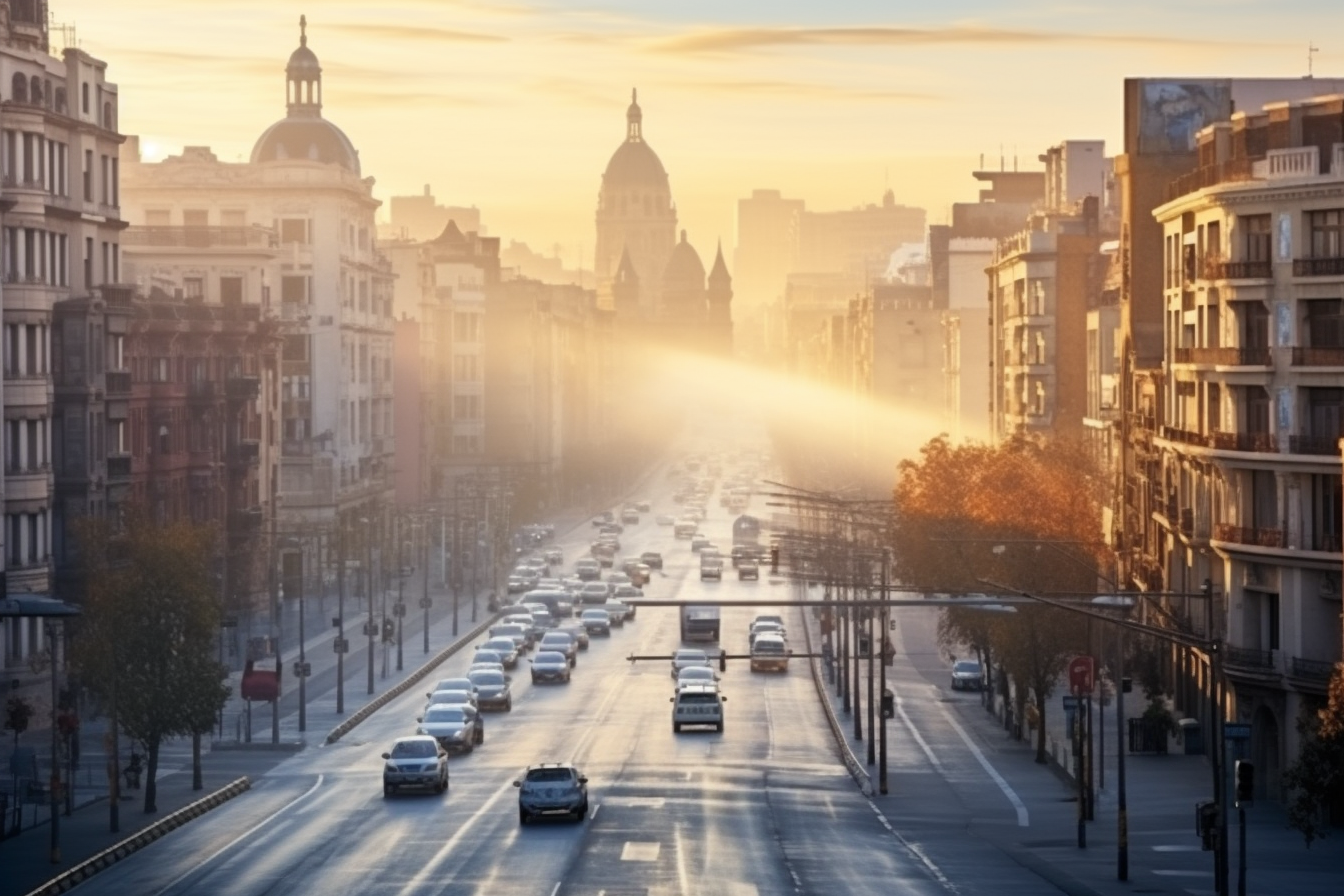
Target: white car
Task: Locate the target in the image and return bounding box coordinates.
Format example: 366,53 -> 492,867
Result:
675,666 -> 719,688
671,648 -> 711,678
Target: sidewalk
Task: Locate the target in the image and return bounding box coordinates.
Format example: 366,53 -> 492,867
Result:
799,603 -> 1344,896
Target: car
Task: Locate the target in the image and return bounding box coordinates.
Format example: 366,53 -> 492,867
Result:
748,620 -> 786,646
574,558 -> 601,580
601,598 -> 628,626
417,704 -> 484,753
523,589 -> 574,619
521,605 -> 556,630
500,616 -> 540,648
468,668 -> 513,711
611,584 -> 643,605
520,555 -> 548,572
656,514 -> 676,526
675,665 -> 719,688
699,558 -> 723,581
577,581 -> 611,605
538,630 -> 579,666
544,547 -> 564,565
751,614 -> 785,629
425,688 -> 479,713
490,622 -> 533,652
558,622 -> 589,650
429,677 -> 478,697
580,608 -> 611,636
506,575 -> 530,594
626,563 -> 652,586
691,535 -> 712,552
635,500 -> 652,512
951,659 -> 984,691
640,551 -> 664,569
671,648 -> 711,678
670,684 -> 726,733
530,650 -> 572,684
591,511 -> 613,526
382,736 -> 448,796
599,522 -> 624,536
620,508 -> 639,524
473,648 -> 507,669
738,560 -> 760,581
515,763 -> 589,824
469,661 -> 507,679
478,637 -> 521,669
749,633 -> 789,672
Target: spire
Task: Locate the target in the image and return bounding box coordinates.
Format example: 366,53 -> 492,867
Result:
708,240 -> 731,286
286,14 -> 323,118
616,246 -> 639,285
300,14 -> 308,46
626,87 -> 643,142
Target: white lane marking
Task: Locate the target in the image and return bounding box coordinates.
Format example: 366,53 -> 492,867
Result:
893,687 -> 943,773
1152,845 -> 1201,852
156,774 -> 325,895
764,686 -> 775,762
935,705 -> 1029,826
1152,869 -> 1213,877
548,883 -> 560,896
866,799 -> 961,895
590,802 -> 601,820
394,777 -> 523,896
621,841 -> 661,861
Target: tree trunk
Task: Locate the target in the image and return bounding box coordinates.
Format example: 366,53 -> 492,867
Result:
1035,701 -> 1049,763
192,732 -> 203,790
144,735 -> 160,813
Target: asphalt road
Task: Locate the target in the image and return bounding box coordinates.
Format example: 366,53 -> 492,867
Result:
43,469 -> 1110,896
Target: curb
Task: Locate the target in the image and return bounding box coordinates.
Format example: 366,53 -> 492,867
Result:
324,611 -> 500,745
799,593 -> 873,796
22,777 -> 251,896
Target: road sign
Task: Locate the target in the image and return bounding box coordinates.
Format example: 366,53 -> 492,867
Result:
1068,655 -> 1095,694
1224,723 -> 1251,740
292,661 -> 312,678
333,638 -> 349,654
1062,695 -> 1081,710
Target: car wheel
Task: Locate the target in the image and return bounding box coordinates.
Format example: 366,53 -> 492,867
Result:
505,699 -> 513,712
435,777 -> 446,794
383,784 -> 394,797
575,805 -> 587,822
476,729 -> 485,745
673,722 -> 681,733
715,721 -> 724,732
532,675 -> 539,684
519,807 -> 529,825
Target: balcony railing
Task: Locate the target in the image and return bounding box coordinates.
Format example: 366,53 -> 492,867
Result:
106,453 -> 132,480
1293,256 -> 1344,277
1165,157 -> 1255,201
122,226 -> 278,249
1214,524 -> 1285,548
1312,533 -> 1342,553
1225,645 -> 1276,669
1288,435 -> 1342,456
105,370 -> 131,396
1291,657 -> 1338,680
1160,426 -> 1206,446
1291,346 -> 1344,366
1210,430 -> 1276,453
1183,346 -> 1272,366
1215,260 -> 1273,279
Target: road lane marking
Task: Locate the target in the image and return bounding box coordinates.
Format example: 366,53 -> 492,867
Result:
622,841 -> 661,861
156,774 -> 325,895
893,686 -> 943,773
938,706 -> 1029,827
865,800 -> 961,895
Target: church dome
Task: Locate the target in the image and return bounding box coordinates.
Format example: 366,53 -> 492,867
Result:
250,16 -> 361,174
663,230 -> 706,293
601,89 -> 669,189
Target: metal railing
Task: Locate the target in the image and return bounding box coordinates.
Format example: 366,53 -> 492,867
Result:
1293,256 -> 1344,277
1288,435 -> 1342,456
122,226 -> 278,249
1209,431 -> 1276,453
1215,260 -> 1272,279
1290,656 -> 1337,680
1224,645 -> 1274,669
1213,524 -> 1284,548
1290,346 -> 1344,366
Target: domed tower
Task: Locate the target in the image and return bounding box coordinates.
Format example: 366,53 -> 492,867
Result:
660,230 -> 708,322
595,89 -> 677,316
251,16 -> 361,172
1,0 -> 49,52
707,240 -> 734,354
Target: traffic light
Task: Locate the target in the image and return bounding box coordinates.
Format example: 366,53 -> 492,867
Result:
719,651 -> 727,673
1235,760 -> 1254,806
381,617 -> 395,642
881,688 -> 895,719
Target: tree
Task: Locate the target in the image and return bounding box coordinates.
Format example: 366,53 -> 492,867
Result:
1283,665 -> 1344,846
894,435 -> 1105,759
69,511 -> 230,813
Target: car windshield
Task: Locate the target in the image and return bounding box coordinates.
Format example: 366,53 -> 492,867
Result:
526,767 -> 575,783
955,661 -> 982,674
424,707 -> 467,723
676,651 -> 708,663
582,610 -> 608,619
390,740 -> 436,758
470,671 -> 506,686
433,679 -> 473,692
485,639 -> 516,651
679,668 -> 714,681
534,651 -> 567,664
541,634 -> 570,645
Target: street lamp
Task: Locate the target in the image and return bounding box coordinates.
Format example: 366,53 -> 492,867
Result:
1092,594 -> 1136,881
45,621 -> 63,864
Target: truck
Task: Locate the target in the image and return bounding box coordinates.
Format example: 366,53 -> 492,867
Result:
680,604 -> 721,642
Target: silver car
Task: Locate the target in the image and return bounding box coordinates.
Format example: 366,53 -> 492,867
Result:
382,736 -> 448,796
417,705 -> 483,753
580,609 -> 611,636
478,636 -> 521,669
468,668 -> 513,712
538,631 -> 578,667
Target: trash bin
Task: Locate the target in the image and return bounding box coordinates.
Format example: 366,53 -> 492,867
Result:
1179,718 -> 1203,755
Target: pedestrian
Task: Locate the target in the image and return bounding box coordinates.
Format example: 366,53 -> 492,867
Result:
124,749 -> 143,790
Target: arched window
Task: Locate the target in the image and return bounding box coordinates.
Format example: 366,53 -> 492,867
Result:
43,79 -> 51,108
12,73 -> 27,104
54,87 -> 66,113
29,76 -> 40,105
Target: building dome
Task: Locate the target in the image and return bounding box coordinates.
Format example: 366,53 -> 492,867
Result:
601,88 -> 669,189
663,230 -> 706,294
250,15 -> 361,174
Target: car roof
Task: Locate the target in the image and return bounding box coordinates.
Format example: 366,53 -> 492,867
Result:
393,734 -> 439,746
534,651 -> 568,662
675,683 -> 719,695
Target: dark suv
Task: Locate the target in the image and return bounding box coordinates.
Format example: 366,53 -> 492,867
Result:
515,763 -> 589,824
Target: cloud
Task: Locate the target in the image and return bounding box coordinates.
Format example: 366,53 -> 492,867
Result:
650,25 -> 1287,56
674,79 -> 939,103
322,23 -> 509,44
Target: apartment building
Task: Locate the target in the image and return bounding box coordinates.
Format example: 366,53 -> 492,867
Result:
1151,92 -> 1344,787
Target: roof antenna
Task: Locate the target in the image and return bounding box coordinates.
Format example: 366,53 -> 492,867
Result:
1307,43 -> 1319,78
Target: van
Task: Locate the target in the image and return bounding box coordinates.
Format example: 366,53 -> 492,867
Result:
750,634 -> 789,672
670,683 -> 726,732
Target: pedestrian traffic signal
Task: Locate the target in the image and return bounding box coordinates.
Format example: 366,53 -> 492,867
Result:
381,618 -> 395,641
1235,760 -> 1254,806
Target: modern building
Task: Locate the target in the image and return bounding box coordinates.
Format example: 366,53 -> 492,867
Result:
1147,91 -> 1344,791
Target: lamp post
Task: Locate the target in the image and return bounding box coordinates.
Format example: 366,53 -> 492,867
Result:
361,515 -> 375,696
297,551 -> 307,733
422,515 -> 431,654
335,517 -> 347,715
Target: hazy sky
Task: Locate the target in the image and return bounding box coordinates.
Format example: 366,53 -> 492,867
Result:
56,0 -> 1339,265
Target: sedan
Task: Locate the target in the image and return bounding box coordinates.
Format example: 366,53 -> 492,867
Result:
425,688 -> 479,713
558,623 -> 589,650
417,704 -> 483,753
951,659 -> 984,691
676,666 -> 719,688
577,582 -> 611,605
429,677 -> 478,697
382,736 -> 448,796
580,609 -> 611,636
478,637 -> 521,669
655,514 -> 676,526
640,551 -> 664,569
468,668 -> 513,711
530,650 -> 572,684
538,631 -> 578,666
473,648 -> 508,669
671,648 -> 711,678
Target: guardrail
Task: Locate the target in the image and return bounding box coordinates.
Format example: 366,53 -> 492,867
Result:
799,590 -> 873,796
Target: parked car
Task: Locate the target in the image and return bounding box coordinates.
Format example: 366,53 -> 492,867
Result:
382,736 -> 448,796
951,659 -> 983,691
417,704 -> 484,753
515,763 -> 588,824
530,650 -> 572,684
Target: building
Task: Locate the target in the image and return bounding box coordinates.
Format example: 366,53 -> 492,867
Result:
594,91 -> 732,355
381,184 -> 480,243
1148,91 -> 1344,792
798,189 -> 926,284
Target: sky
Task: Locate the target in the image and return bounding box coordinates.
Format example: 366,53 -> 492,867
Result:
54,0 -> 1343,266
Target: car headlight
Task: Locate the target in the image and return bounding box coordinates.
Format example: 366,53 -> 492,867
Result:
385,763 -> 399,773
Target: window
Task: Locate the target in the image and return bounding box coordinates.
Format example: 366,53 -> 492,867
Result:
279,218 -> 309,245
1307,209 -> 1344,259
454,395 -> 481,420
11,73 -> 26,104
282,334 -> 309,362
81,82 -> 89,114
281,275 -> 309,304
1305,299 -> 1344,348
83,149 -> 92,201
220,276 -> 243,306
454,312 -> 481,342
184,277 -> 205,302
453,355 -> 479,381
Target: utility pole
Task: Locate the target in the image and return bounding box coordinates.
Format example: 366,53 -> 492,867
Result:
335,518 -> 346,714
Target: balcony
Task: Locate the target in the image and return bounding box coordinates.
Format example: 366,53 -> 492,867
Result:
1293,256 -> 1344,277
226,375 -> 261,402
1210,430 -> 1276,453
121,226 -> 277,249
228,440 -> 260,468
1165,157 -> 1255,201
1291,346 -> 1344,367
1214,524 -> 1285,548
1173,346 -> 1272,366
107,453 -> 132,481
1311,533 -> 1342,553
105,369 -> 131,396
1225,645 -> 1275,669
1160,425 -> 1207,446
1288,434 -> 1342,456
1291,657 -> 1337,681
1215,260 -> 1272,280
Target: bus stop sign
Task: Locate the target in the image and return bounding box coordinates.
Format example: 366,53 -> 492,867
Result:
1068,655 -> 1095,694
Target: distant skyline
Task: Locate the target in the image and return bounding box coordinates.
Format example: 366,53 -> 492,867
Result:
56,0 -> 1340,265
